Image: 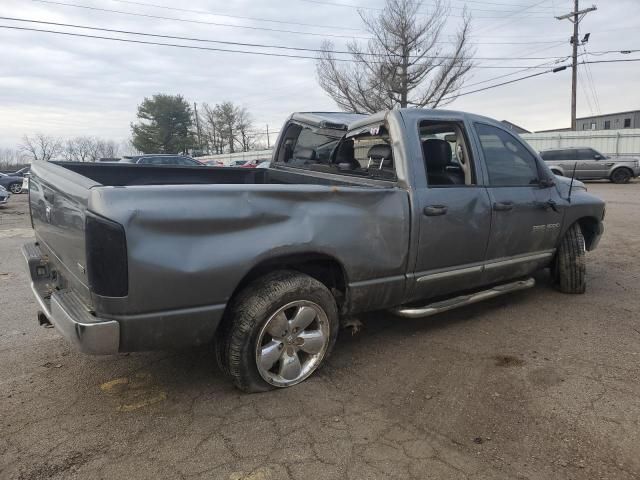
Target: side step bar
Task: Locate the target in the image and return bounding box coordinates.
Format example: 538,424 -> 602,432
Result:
392,278 -> 535,319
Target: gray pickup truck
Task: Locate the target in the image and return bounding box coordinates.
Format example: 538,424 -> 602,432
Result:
23,109 -> 605,392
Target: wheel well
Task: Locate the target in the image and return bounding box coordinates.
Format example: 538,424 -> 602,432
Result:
576,217 -> 600,251
611,166 -> 632,175
232,253 -> 348,309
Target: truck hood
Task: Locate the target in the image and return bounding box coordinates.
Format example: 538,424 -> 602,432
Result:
554,175 -> 587,193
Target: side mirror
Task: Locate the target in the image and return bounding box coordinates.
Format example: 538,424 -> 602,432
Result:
594,154 -> 603,160
539,177 -> 556,188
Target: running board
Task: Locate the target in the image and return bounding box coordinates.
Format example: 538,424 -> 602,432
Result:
392,278 -> 535,319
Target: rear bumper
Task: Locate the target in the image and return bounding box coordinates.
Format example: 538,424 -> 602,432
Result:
22,241 -> 226,354
22,242 -> 120,355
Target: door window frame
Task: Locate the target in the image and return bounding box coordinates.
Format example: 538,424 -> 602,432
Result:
415,119 -> 483,189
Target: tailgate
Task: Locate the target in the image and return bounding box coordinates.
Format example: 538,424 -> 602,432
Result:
28,161 -> 101,304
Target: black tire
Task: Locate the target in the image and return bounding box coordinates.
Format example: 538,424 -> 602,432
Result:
553,223 -> 586,294
216,270 -> 339,393
8,183 -> 22,194
610,167 -> 632,184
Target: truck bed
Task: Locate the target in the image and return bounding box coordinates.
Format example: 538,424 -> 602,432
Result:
27,160 -> 410,351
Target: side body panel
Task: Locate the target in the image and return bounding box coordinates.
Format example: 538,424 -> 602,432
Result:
88,183 -> 411,317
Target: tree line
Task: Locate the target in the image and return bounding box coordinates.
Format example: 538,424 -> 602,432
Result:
0,134 -> 132,170
131,94 -> 262,156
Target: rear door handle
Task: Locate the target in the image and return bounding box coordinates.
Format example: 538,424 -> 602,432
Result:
423,205 -> 448,216
493,201 -> 514,211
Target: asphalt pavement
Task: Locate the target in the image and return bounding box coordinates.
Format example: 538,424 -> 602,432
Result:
1,183 -> 639,480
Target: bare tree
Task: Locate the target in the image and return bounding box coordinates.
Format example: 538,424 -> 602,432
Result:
0,148 -> 24,170
236,107 -> 254,152
19,133 -> 63,162
202,103 -> 226,154
316,0 -> 473,113
95,139 -> 119,159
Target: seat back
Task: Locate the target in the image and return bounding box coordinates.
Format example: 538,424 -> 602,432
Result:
422,139 -> 464,185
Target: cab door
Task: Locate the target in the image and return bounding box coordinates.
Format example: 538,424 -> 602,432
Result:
409,118 -> 492,302
473,123 -> 563,285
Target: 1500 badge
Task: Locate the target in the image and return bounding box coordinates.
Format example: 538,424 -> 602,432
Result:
532,223 -> 561,232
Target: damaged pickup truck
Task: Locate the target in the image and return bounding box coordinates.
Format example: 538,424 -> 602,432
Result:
23,109 -> 605,392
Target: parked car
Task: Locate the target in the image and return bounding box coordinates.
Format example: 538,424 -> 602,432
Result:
1,166 -> 30,177
540,147 -> 640,183
0,185 -> 10,206
23,109 -> 605,392
0,172 -> 24,194
120,154 -> 206,166
240,159 -> 270,168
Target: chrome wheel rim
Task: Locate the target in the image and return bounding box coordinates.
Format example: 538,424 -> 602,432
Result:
9,184 -> 21,193
255,300 -> 330,388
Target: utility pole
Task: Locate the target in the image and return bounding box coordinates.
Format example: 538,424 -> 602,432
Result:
266,124 -> 270,149
193,102 -> 202,153
556,1 -> 597,130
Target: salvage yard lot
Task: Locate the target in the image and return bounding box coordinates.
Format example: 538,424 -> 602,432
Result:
1,184 -> 639,480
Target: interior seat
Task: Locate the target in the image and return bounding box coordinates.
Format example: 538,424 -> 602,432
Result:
422,139 -> 464,185
367,144 -> 393,170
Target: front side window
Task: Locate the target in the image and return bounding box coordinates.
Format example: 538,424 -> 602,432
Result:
577,148 -> 597,159
475,123 -> 540,186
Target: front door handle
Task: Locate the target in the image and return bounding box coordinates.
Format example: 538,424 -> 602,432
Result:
493,201 -> 514,211
423,205 -> 448,216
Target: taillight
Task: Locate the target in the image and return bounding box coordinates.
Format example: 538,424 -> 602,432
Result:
85,212 -> 128,297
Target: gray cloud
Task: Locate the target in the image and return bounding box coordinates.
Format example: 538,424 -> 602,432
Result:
1,0 -> 637,148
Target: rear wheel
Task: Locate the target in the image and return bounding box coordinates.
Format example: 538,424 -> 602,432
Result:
216,270 -> 339,392
553,223 -> 586,294
8,183 -> 22,194
610,167 -> 632,184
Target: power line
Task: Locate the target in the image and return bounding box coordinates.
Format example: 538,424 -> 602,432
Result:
0,24 -> 585,68
296,0 -> 553,17
29,0 -> 566,46
475,0 -> 553,35
444,66 -> 567,102
0,16 -> 597,61
106,0 -> 361,31
31,0 -> 369,39
580,45 -> 601,115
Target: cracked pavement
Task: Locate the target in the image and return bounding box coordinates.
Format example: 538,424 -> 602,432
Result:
1,183 -> 639,480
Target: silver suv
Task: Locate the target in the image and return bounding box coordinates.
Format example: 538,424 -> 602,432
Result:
540,147 -> 640,183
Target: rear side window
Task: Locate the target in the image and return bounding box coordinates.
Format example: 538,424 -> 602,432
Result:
277,122 -> 396,180
541,150 -> 560,160
475,123 -> 540,186
419,120 -> 475,186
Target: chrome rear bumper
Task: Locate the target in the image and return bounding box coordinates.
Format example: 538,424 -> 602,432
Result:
22,242 -> 119,355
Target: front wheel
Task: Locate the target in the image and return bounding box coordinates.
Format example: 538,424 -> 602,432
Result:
217,270 -> 339,392
8,183 -> 22,194
553,223 -> 586,294
610,168 -> 632,184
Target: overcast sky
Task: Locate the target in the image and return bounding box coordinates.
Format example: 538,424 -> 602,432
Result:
1,0 -> 638,149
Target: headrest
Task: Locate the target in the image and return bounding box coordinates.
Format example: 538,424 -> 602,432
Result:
367,144 -> 392,160
422,139 -> 452,168
295,147 -> 316,161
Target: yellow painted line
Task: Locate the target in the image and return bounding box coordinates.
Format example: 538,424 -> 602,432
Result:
100,377 -> 129,392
